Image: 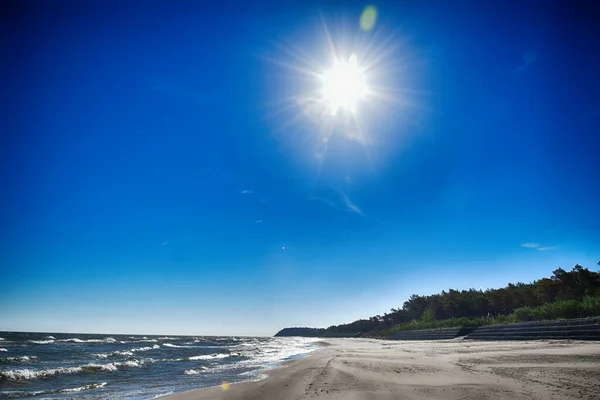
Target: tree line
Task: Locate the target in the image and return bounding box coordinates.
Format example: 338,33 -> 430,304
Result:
275,264 -> 600,337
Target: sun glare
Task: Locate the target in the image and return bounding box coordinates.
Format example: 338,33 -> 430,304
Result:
265,10 -> 411,155
321,54 -> 367,115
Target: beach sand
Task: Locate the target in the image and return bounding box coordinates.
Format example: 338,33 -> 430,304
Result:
166,338 -> 600,400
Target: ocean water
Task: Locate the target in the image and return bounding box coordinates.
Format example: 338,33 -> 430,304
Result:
0,332 -> 319,399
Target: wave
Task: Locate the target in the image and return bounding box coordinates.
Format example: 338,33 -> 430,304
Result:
93,344 -> 160,359
115,351 -> 133,356
132,344 -> 160,352
60,381 -> 107,393
59,337 -> 117,344
184,366 -> 209,375
0,349 -> 6,352
0,356 -> 37,363
157,337 -> 177,340
163,343 -> 190,348
93,350 -> 133,358
45,336 -> 56,339
0,382 -> 107,398
188,353 -> 233,361
0,338 -> 4,341
28,340 -> 54,344
192,338 -> 212,343
0,361 -> 144,381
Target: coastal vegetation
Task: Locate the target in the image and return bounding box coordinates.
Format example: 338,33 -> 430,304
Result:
275,264 -> 600,337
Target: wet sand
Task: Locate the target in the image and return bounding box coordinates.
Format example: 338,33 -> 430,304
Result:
166,338 -> 600,400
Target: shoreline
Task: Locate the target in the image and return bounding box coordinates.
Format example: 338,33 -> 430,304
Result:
163,339 -> 330,399
165,338 -> 600,400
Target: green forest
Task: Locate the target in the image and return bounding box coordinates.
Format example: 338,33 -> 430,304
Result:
275,264 -> 600,338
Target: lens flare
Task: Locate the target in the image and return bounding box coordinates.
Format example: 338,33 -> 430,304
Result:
360,6 -> 378,32
221,382 -> 230,391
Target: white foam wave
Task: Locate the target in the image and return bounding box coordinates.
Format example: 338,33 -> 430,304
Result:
131,344 -> 160,352
60,381 -> 107,392
94,349 -> 135,358
158,337 -> 177,340
0,338 -> 4,341
45,336 -> 56,339
0,361 -> 144,381
0,349 -> 6,352
192,338 -> 213,343
93,344 -> 159,359
28,340 -> 54,344
163,343 -> 189,348
60,337 -> 117,344
62,338 -> 85,343
0,356 -> 37,362
184,366 -> 209,375
121,360 -> 142,368
187,353 -> 230,361
0,382 -> 107,397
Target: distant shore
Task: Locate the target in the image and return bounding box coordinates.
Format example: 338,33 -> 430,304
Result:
165,338 -> 600,400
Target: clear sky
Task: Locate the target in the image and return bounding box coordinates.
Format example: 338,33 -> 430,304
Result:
1,0 -> 599,336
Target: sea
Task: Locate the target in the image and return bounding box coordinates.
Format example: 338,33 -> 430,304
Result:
0,332 -> 320,399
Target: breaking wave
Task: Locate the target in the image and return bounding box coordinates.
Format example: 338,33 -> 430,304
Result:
1,382 -> 107,398
60,382 -> 107,393
59,337 -> 117,344
133,344 -> 160,352
93,345 -> 160,359
0,361 -> 144,381
188,353 -> 233,361
163,343 -> 190,348
29,340 -> 54,345
184,366 -> 209,375
0,356 -> 37,363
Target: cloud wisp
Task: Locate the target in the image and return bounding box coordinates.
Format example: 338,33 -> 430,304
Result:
310,190 -> 363,216
521,242 -> 558,251
340,192 -> 363,215
240,189 -> 253,194
521,243 -> 539,248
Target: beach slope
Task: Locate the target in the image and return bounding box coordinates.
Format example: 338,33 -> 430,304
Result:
166,338 -> 600,400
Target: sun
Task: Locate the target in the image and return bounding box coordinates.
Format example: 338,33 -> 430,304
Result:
321,53 -> 368,115
263,13 -> 412,151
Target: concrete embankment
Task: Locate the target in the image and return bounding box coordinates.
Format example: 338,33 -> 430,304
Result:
389,317 -> 600,341
466,317 -> 600,340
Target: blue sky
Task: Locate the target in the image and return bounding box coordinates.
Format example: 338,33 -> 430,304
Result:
1,0 -> 599,336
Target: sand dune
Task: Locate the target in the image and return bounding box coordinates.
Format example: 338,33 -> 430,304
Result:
166,338 -> 600,400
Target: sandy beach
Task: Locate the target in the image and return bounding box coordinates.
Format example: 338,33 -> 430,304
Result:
166,338 -> 600,400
